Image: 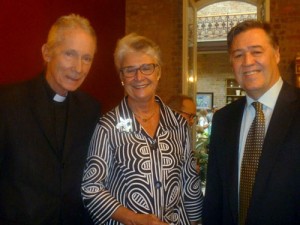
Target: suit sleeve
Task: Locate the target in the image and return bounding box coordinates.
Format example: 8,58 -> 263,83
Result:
0,103 -> 3,166
202,111 -> 223,225
0,88 -> 7,167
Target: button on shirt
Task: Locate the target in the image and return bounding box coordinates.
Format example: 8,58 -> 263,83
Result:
238,77 -> 283,187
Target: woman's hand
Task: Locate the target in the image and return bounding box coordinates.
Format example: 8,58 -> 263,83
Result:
111,206 -> 169,225
190,220 -> 200,225
133,213 -> 169,225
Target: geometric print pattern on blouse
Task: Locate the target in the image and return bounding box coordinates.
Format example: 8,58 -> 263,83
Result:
81,97 -> 203,225
239,101 -> 265,225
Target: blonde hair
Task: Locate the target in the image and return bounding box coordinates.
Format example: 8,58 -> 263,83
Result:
46,14 -> 97,50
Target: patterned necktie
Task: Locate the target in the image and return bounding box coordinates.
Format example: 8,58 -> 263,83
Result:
239,102 -> 265,225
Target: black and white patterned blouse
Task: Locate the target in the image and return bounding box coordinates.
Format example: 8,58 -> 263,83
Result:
81,96 -> 203,225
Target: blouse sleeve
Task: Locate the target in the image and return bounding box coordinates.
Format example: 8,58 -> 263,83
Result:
182,124 -> 204,221
81,122 -> 122,224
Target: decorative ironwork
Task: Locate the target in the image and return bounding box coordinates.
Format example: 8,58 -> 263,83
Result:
197,12 -> 257,42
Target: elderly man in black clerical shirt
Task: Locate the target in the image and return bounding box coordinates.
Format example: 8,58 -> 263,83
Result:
0,14 -> 100,225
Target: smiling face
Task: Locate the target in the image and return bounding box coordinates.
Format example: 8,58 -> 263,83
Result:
42,28 -> 96,95
120,51 -> 160,103
230,28 -> 280,99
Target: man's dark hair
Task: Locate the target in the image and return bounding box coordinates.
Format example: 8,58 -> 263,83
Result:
227,20 -> 279,52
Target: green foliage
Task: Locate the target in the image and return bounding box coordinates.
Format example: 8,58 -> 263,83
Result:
195,133 -> 209,183
195,134 -> 209,164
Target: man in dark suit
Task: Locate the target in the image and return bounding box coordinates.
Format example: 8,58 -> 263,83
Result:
203,20 -> 300,225
0,14 -> 100,225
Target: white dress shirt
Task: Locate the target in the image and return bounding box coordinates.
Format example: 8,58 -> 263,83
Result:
238,77 -> 283,187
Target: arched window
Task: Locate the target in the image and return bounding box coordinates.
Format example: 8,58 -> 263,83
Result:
197,1 -> 257,51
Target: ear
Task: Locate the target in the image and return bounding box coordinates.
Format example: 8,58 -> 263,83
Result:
41,44 -> 51,62
157,72 -> 161,81
119,73 -> 125,85
274,46 -> 280,64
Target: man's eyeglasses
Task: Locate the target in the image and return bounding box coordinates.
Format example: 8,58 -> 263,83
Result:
120,63 -> 159,78
178,110 -> 197,120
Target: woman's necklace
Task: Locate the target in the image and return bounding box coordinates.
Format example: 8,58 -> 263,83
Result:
133,110 -> 156,122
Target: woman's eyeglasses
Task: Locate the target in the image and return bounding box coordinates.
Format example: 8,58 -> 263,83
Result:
178,110 -> 197,120
120,63 -> 159,78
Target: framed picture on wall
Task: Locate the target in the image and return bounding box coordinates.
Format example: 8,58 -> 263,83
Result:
196,92 -> 214,110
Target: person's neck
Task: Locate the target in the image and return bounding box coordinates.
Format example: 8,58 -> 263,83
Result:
128,96 -> 158,118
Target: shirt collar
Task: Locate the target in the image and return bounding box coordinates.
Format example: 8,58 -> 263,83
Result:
116,95 -> 182,134
246,77 -> 283,110
42,75 -> 68,103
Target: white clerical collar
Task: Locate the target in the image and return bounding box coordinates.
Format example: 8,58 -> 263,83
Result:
53,94 -> 67,102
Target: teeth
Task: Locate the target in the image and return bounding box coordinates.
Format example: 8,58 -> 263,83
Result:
244,71 -> 257,75
134,84 -> 147,88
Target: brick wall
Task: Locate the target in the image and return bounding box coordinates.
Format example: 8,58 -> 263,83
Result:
126,0 -> 182,102
197,53 -> 232,108
271,0 -> 300,84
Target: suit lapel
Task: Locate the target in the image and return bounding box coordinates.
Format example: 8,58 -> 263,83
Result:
250,82 -> 299,213
29,75 -> 57,152
226,98 -> 246,224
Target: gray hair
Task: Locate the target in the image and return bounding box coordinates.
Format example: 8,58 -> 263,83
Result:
114,33 -> 162,71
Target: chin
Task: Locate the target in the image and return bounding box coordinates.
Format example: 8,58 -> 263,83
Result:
66,81 -> 83,89
63,85 -> 79,93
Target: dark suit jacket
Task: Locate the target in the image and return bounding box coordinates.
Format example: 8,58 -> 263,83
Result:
203,82 -> 300,225
0,75 -> 100,225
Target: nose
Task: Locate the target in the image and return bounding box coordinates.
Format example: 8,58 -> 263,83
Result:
242,52 -> 255,66
134,69 -> 144,80
74,58 -> 83,73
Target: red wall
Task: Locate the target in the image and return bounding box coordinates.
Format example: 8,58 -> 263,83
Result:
0,0 -> 125,114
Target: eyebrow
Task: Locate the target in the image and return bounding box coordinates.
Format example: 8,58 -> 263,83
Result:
231,45 -> 263,53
